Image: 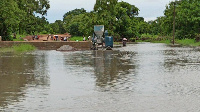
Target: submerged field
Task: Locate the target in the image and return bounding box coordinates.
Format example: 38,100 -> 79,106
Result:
0,44 -> 36,53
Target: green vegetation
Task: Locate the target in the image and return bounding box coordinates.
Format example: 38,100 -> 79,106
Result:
0,44 -> 36,53
13,35 -> 26,41
0,0 -> 199,47
12,44 -> 36,52
70,36 -> 83,41
135,33 -> 171,44
141,34 -> 159,39
148,0 -> 199,40
61,0 -> 199,44
136,38 -> 171,44
0,0 -> 50,41
62,1 -> 140,41
137,38 -> 200,47
176,39 -> 200,46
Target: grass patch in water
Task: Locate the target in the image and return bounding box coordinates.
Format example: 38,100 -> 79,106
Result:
0,44 -> 36,53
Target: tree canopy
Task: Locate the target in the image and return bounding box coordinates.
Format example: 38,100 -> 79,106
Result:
0,0 -> 50,40
62,0 -> 141,40
148,0 -> 200,39
0,0 -> 199,41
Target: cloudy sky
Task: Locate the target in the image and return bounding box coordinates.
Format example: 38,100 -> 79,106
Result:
46,0 -> 173,23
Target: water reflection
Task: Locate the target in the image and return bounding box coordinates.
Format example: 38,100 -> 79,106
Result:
64,50 -> 136,92
0,52 -> 50,110
92,50 -> 136,91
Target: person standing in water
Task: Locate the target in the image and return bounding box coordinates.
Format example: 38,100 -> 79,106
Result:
83,35 -> 86,41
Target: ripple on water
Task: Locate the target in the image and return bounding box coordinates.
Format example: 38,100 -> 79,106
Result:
1,44 -> 200,111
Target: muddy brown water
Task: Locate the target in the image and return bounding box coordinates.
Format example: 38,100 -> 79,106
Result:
1,42 -> 200,112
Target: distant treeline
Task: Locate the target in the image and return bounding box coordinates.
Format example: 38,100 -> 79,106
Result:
0,0 -> 199,41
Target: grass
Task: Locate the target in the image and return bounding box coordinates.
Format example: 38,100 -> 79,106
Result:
136,34 -> 200,46
176,39 -> 200,46
13,34 -> 26,41
137,37 -> 200,47
136,38 -> 171,44
141,33 -> 159,39
0,44 -> 36,53
70,36 -> 83,41
136,34 -> 172,43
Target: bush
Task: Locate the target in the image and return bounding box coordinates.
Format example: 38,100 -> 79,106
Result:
2,35 -> 13,41
40,30 -> 48,34
129,38 -> 136,42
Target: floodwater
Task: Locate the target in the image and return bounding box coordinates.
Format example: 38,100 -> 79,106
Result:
1,43 -> 200,112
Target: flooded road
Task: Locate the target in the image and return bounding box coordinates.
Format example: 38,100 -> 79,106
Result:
1,43 -> 200,112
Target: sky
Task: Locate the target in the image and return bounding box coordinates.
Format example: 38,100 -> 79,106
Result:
46,0 -> 173,23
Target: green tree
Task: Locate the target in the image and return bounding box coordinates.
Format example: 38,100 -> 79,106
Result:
94,0 -> 118,15
175,0 -> 200,39
148,17 -> 167,36
0,0 -> 24,40
17,0 -> 50,35
63,8 -> 95,36
78,12 -> 97,36
114,1 -> 139,39
50,20 -> 66,34
63,8 -> 86,19
162,0 -> 200,39
94,0 -> 118,34
0,0 -> 50,40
